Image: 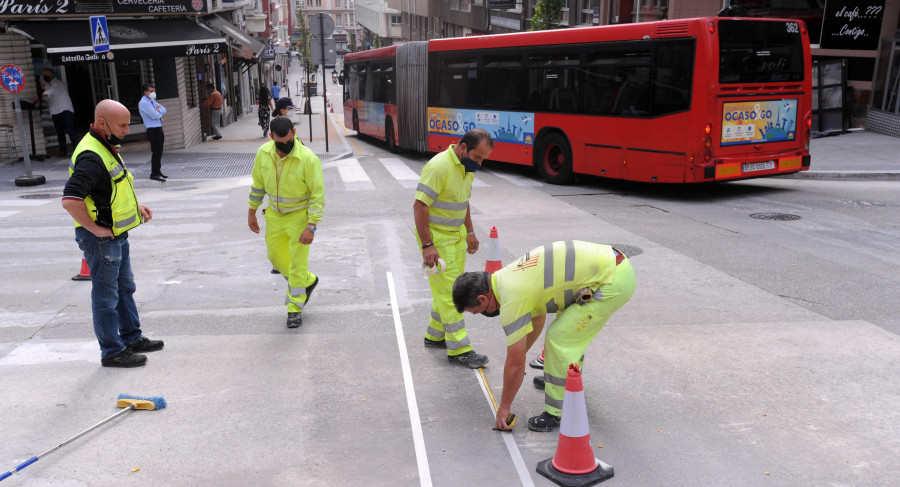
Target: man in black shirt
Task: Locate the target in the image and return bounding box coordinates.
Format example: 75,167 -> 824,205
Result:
62,99 -> 163,368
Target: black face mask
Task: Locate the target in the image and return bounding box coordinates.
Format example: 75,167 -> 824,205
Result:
102,123 -> 123,146
461,149 -> 479,173
274,139 -> 295,155
43,75 -> 52,82
481,309 -> 500,318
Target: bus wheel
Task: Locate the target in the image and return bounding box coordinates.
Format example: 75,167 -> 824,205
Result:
352,110 -> 360,133
535,133 -> 574,185
386,120 -> 398,153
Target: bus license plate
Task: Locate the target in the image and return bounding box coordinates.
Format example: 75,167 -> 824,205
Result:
743,161 -> 775,173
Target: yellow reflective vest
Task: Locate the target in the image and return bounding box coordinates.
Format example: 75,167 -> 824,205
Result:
69,135 -> 142,236
415,145 -> 474,231
248,138 -> 325,223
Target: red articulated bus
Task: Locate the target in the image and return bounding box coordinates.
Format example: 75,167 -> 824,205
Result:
343,17 -> 812,184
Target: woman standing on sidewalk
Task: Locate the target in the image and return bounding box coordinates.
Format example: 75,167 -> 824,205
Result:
257,86 -> 274,138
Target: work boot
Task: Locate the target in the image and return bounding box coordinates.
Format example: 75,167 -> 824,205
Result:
286,312 -> 302,328
448,350 -> 488,368
305,276 -> 319,304
101,349 -> 147,368
424,337 -> 446,348
533,375 -> 545,390
527,411 -> 561,432
127,336 -> 164,353
529,355 -> 544,369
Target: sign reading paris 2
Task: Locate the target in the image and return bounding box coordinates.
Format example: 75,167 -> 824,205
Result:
0,0 -> 206,17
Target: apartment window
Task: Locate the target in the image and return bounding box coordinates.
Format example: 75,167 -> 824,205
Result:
349,13 -> 354,25
315,0 -> 321,6
450,0 -> 460,10
391,15 -> 402,27
348,0 -> 353,7
578,0 -> 601,25
336,15 -> 342,26
460,0 -> 471,12
560,7 -> 569,25
306,0 -> 312,6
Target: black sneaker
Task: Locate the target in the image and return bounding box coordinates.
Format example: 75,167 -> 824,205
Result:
533,375 -> 545,390
287,312 -> 302,328
305,276 -> 319,304
127,336 -> 164,353
528,411 -> 561,432
448,350 -> 488,368
101,349 -> 147,368
424,337 -> 446,348
271,268 -> 281,274
529,355 -> 544,369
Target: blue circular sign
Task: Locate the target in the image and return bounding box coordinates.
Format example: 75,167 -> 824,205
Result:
0,64 -> 25,94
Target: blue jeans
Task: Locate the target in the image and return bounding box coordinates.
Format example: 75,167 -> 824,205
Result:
75,227 -> 143,358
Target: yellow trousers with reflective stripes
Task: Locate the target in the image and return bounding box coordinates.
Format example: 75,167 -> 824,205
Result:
542,258 -> 635,417
265,208 -> 316,312
418,225 -> 473,357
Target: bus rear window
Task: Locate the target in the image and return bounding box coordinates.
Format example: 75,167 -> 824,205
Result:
718,20 -> 804,84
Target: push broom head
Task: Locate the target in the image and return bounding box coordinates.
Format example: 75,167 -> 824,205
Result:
117,394 -> 167,411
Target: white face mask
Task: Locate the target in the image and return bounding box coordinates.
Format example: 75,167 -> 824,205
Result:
148,92 -> 157,100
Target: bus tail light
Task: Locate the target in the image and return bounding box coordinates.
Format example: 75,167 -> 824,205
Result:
703,123 -> 712,153
805,115 -> 812,150
800,23 -> 807,36
708,22 -> 715,34
703,150 -> 711,162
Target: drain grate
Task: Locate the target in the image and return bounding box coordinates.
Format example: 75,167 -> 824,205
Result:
750,213 -> 801,221
19,193 -> 62,199
607,244 -> 643,258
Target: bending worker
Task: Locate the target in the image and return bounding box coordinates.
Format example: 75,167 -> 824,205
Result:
452,241 -> 635,431
414,128 -> 493,368
248,116 -> 324,328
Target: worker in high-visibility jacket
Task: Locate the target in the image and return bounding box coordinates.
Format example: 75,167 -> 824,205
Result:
248,116 -> 325,328
414,128 -> 493,368
452,241 -> 636,431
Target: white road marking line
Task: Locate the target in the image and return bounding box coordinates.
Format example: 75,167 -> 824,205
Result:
0,200 -> 52,206
472,179 -> 490,187
386,271 -> 432,487
379,157 -> 421,188
487,170 -> 543,187
0,340 -> 98,365
474,370 -> 535,486
335,158 -> 375,191
0,211 -> 21,218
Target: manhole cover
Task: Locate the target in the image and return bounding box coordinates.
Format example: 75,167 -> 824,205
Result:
608,244 -> 643,258
750,213 -> 801,221
19,193 -> 62,199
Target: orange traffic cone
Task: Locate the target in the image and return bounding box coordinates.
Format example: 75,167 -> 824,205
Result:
330,105 -> 334,113
536,363 -> 614,486
72,258 -> 91,281
484,226 -> 502,273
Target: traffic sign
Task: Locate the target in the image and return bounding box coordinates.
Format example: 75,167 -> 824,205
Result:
0,64 -> 25,94
90,16 -> 110,53
309,13 -> 335,38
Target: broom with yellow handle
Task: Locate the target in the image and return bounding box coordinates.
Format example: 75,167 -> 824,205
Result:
0,394 -> 166,481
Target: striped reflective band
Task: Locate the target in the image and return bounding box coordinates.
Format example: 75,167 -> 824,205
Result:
431,310 -> 442,323
273,192 -> 311,204
543,372 -> 567,387
503,313 -> 531,337
543,244 -> 554,288
426,325 -> 444,338
429,215 -> 465,227
431,199 -> 469,211
545,393 -> 564,411
446,335 -> 471,350
443,319 -> 466,334
546,298 -> 558,314
268,203 -> 310,214
251,185 -> 265,194
559,390 -> 590,437
249,193 -> 264,203
564,240 -> 576,281
417,183 -> 438,200
114,213 -> 138,229
564,289 -> 575,307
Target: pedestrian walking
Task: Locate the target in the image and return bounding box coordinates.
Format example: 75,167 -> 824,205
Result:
204,82 -> 224,140
270,81 -> 281,99
138,84 -> 167,181
414,128 -> 493,368
273,97 -> 295,118
257,86 -> 274,138
452,241 -> 635,432
32,68 -> 78,158
248,117 -> 325,328
61,99 -> 164,368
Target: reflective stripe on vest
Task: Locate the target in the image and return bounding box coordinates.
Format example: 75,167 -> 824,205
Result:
70,135 -> 141,236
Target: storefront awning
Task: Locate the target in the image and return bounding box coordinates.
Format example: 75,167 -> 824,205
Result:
10,19 -> 227,64
205,14 -> 266,58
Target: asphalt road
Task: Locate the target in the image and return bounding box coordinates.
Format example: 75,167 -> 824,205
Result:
1,128 -> 898,486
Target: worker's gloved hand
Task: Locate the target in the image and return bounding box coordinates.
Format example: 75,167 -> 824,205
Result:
466,233 -> 479,254
495,406 -> 513,431
422,245 -> 440,268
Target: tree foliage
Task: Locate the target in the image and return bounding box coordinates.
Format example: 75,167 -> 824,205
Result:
529,0 -> 564,31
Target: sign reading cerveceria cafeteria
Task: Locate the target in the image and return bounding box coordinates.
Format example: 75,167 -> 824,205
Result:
0,0 -> 206,15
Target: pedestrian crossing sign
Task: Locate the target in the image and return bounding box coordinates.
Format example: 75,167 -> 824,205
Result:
90,16 -> 110,53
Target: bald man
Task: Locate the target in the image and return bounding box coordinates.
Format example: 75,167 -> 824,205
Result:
62,99 -> 164,368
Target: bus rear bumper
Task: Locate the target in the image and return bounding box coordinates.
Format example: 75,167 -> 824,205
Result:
703,154 -> 810,181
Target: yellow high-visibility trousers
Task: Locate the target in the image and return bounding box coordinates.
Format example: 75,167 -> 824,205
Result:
265,208 -> 316,312
419,225 -> 472,357
542,258 -> 636,417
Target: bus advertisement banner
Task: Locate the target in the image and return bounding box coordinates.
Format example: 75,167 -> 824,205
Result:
721,99 -> 798,146
428,108 -> 535,146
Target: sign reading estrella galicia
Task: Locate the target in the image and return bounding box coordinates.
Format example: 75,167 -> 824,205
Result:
0,0 -> 206,16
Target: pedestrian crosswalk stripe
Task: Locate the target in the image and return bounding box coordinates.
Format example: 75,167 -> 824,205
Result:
486,170 -> 543,187
0,200 -> 52,207
378,158 -> 420,188
0,210 -> 20,218
473,179 -> 490,187
334,158 -> 375,191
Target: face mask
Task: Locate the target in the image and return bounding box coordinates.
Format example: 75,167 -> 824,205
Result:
148,92 -> 157,100
43,75 -> 52,82
274,139 -> 295,154
461,150 -> 479,173
106,132 -> 124,146
481,309 -> 500,318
